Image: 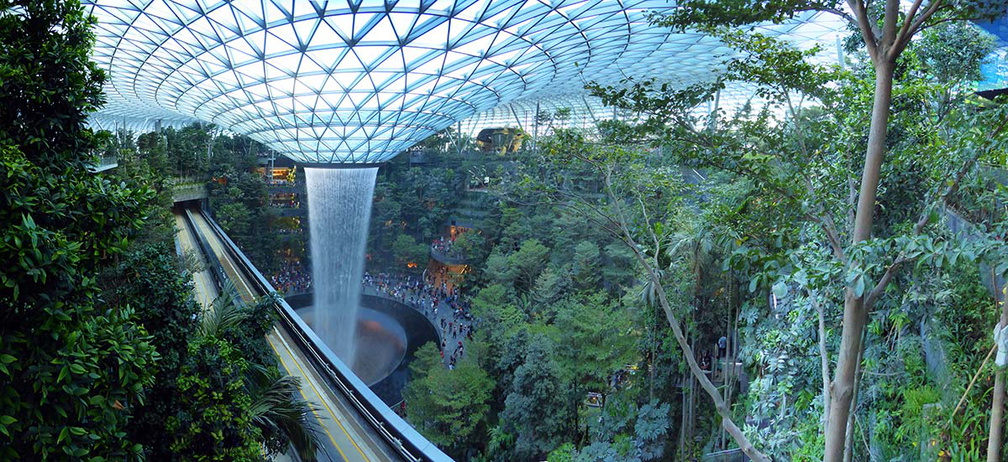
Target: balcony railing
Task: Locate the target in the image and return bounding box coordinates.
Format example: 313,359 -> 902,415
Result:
86,155 -> 118,173
430,246 -> 470,266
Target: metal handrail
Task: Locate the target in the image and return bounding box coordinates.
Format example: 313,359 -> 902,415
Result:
189,206 -> 452,462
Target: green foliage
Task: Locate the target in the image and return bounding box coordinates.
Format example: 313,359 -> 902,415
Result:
391,234 -> 430,271
500,334 -> 575,460
571,241 -> 602,289
0,1 -> 162,459
220,295 -> 281,370
99,241 -> 202,458
653,0 -> 838,31
915,22 -> 995,84
169,288 -> 319,461
578,397 -> 671,462
246,364 -> 321,461
367,159 -> 466,269
584,4 -> 1008,457
551,293 -> 638,391
511,239 -> 550,293
404,343 -> 494,458
168,337 -> 261,461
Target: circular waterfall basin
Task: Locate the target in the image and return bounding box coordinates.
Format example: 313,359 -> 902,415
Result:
288,293 -> 439,406
295,306 -> 406,386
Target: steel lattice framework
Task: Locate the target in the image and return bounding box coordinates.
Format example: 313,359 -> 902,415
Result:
86,0 -> 845,164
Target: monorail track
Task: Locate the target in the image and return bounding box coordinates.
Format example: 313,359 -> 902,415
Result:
173,205 -> 451,462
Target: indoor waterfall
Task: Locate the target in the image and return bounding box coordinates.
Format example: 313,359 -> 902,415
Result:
305,166 -> 378,366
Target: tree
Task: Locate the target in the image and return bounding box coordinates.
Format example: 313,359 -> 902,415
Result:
551,293 -> 637,392
100,242 -> 202,458
0,0 -> 161,458
391,234 -> 429,271
403,343 -> 494,457
511,238 -> 551,293
173,286 -> 321,460
571,241 -> 602,289
578,399 -> 671,462
521,129 -> 769,459
453,230 -> 487,262
500,335 -> 574,460
650,2 -> 1008,459
169,336 -> 260,461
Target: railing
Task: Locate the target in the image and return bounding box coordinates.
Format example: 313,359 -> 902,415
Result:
86,155 -> 118,173
181,209 -> 230,297
188,206 -> 452,462
429,247 -> 470,266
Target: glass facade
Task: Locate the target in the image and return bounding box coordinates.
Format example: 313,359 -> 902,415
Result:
85,1 -> 846,164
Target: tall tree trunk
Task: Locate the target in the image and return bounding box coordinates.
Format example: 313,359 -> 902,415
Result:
824,58 -> 896,462
604,167 -> 770,461
618,223 -> 770,461
844,331 -> 867,462
987,286 -> 1008,462
815,294 -> 831,424
988,373 -> 1005,462
680,382 -> 687,460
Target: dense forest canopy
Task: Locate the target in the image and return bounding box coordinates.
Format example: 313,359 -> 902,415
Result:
394,11 -> 1008,462
4,0 -> 1008,461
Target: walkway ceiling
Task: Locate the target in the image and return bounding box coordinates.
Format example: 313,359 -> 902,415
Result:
85,0 -> 846,164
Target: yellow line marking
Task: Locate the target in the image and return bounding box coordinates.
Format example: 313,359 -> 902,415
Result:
191,209 -> 373,462
268,333 -> 348,462
272,327 -> 372,462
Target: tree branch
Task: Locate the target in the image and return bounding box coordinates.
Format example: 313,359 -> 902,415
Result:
863,117 -> 1007,309
897,0 -> 946,53
881,0 -> 900,48
810,291 -> 833,424
863,255 -> 907,309
847,0 -> 880,59
602,169 -> 771,462
894,0 -> 927,47
805,176 -> 848,261
822,7 -> 859,27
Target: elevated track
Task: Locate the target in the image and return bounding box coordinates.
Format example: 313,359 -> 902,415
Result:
173,204 -> 451,462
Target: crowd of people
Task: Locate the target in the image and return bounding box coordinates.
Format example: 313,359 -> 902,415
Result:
362,268 -> 474,369
270,260 -> 312,294
270,254 -> 476,369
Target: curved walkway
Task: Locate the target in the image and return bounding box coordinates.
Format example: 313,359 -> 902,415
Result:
362,272 -> 474,369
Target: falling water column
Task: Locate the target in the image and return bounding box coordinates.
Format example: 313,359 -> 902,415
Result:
304,166 -> 378,367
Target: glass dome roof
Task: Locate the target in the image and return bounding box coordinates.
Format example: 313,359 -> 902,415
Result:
85,0 -> 846,164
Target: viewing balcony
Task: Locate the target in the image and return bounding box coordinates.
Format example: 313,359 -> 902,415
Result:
86,154 -> 118,173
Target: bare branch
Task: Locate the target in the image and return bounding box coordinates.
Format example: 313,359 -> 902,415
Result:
599,161 -> 771,462
810,291 -> 833,424
847,0 -> 880,59
894,0 -> 927,47
864,255 -> 908,308
881,0 -> 901,46
897,0 -> 946,53
636,194 -> 662,259
951,343 -> 998,417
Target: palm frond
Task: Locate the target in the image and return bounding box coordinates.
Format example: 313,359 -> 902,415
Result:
199,279 -> 247,338
247,364 -> 324,461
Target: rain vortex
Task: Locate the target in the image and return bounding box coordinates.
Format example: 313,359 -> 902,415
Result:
305,166 -> 378,366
